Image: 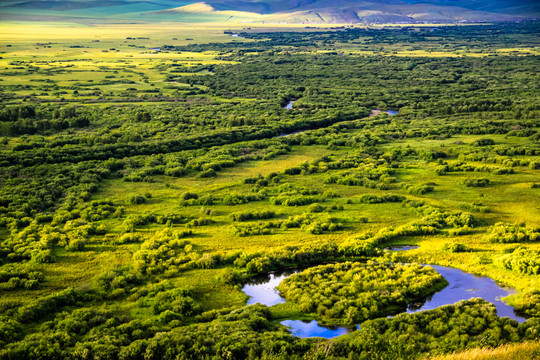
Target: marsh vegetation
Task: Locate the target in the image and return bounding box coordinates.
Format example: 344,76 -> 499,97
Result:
0,21 -> 539,359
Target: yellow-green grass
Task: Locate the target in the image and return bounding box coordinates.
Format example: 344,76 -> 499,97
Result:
2,133 -> 538,320
0,42 -> 236,104
378,134 -> 540,226
0,22 -> 241,43
84,137 -> 539,296
0,244 -> 133,304
157,268 -> 247,311
1,24 -> 539,326
2,23 -> 537,108
426,341 -> 540,360
92,146 -> 414,252
2,22 -> 537,63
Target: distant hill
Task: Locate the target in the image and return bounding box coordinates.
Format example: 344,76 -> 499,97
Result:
151,2 -> 262,19
0,0 -> 537,23
195,0 -> 538,18
203,0 -> 537,23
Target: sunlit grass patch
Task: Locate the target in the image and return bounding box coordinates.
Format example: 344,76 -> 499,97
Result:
426,341 -> 540,360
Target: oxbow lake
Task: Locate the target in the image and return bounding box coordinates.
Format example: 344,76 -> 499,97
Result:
242,257 -> 526,338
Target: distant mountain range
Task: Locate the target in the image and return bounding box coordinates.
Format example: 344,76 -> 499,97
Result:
1,0 -> 538,24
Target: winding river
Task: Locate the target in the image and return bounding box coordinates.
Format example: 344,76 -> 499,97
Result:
242,252 -> 526,338
274,107 -> 399,139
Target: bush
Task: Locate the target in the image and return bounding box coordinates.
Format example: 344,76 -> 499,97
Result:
223,193 -> 261,206
165,167 -> 186,177
484,223 -> 540,243
464,178 -> 491,187
512,291 -> 540,317
281,213 -> 343,234
199,169 -> 216,178
459,202 -> 490,213
495,248 -> 540,275
65,239 -> 86,251
284,167 -> 302,175
17,288 -> 83,323
187,217 -> 214,227
116,233 -> 141,244
230,222 -> 278,237
308,203 -> 325,213
358,194 -> 405,204
403,184 -> 434,195
278,262 -> 447,324
270,195 -> 323,206
128,195 -> 147,205
230,210 -> 276,221
473,138 -> 495,146
181,192 -> 198,200
442,243 -> 470,253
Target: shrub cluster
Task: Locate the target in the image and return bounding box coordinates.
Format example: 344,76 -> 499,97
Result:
278,262 -> 447,324
281,213 -> 344,234
230,210 -> 276,221
229,222 -> 280,237
270,195 -> 324,206
495,248 -> 540,275
0,265 -> 44,291
358,194 -> 406,204
402,183 -> 435,195
484,223 -> 540,243
464,178 -> 491,187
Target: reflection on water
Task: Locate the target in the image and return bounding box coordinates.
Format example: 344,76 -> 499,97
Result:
369,109 -> 400,117
243,270 -> 300,306
284,100 -> 296,109
274,130 -> 304,138
242,262 -> 527,338
281,320 -> 356,338
406,265 -> 524,323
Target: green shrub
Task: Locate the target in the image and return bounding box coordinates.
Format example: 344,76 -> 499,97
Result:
278,262 -> 447,324
484,223 -> 540,243
442,243 -> 470,253
464,178 -> 491,187
128,195 -> 147,204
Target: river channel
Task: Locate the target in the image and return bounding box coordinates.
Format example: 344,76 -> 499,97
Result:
241,253 -> 526,338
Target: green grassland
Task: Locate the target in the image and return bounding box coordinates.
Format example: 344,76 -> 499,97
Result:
0,20 -> 539,359
79,134 -> 540,295
1,21 -> 538,108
